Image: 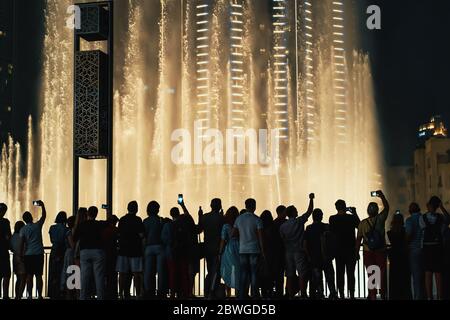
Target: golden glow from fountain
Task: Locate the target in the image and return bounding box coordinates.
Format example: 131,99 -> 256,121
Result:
0,0 -> 384,245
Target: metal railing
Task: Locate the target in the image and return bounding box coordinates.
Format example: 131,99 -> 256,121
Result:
7,248 -> 371,299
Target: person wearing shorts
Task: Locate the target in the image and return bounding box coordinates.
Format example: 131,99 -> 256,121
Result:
19,201 -> 46,299
117,201 -> 145,299
280,194 -> 314,299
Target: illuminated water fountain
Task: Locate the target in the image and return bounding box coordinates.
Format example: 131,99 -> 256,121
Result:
0,0 -> 384,244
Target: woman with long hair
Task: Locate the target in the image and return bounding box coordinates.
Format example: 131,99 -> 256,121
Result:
387,213 -> 411,300
218,206 -> 240,297
61,215 -> 76,299
48,211 -> 68,299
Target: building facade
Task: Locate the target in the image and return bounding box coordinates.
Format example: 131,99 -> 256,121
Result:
389,116 -> 450,211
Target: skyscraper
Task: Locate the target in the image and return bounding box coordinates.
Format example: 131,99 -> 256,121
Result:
0,0 -> 14,142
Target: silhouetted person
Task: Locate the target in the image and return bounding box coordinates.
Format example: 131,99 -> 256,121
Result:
232,198 -> 265,300
218,207 -> 240,297
443,221 -> 450,300
167,204 -> 192,298
329,200 -> 360,299
143,201 -> 165,298
304,209 -> 337,300
387,213 -> 411,300
103,215 -> 119,300
117,201 -> 145,299
272,205 -> 287,298
62,215 -> 76,300
10,221 -> 25,300
198,198 -> 225,298
259,210 -> 277,298
48,211 -> 68,299
405,202 -> 425,300
356,191 -> 390,300
419,196 -> 449,300
20,201 -> 46,299
279,194 -> 314,299
73,206 -> 106,300
0,203 -> 11,300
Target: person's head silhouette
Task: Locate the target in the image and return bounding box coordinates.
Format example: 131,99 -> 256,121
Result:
335,200 -> 346,213
170,207 -> 180,219
147,201 -> 160,217
88,206 -> 98,220
67,216 -> 76,229
23,211 -> 33,224
285,206 -> 298,219
276,205 -> 286,219
224,206 -> 239,226
108,215 -> 119,226
260,210 -> 273,227
312,209 -> 323,222
0,203 -> 7,218
409,202 -> 421,215
245,198 -> 256,213
367,202 -> 379,218
127,201 -> 138,215
14,221 -> 25,234
210,198 -> 222,212
55,211 -> 67,224
427,196 -> 441,213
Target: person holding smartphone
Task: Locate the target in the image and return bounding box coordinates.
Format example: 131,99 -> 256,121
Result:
19,200 -> 46,300
355,190 -> 390,300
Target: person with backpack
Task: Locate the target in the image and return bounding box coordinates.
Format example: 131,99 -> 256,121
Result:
419,196 -> 450,300
303,209 -> 337,300
143,201 -> 165,298
329,200 -> 360,299
355,190 -> 390,300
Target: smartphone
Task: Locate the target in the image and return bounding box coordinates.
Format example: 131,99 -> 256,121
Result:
102,204 -> 109,210
33,200 -> 40,206
346,207 -> 353,213
178,194 -> 184,204
371,191 -> 379,197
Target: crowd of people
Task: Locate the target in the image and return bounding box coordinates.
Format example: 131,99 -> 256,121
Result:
0,191 -> 449,301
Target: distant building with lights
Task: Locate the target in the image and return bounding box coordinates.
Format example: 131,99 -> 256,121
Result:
0,0 -> 14,142
417,115 -> 448,146
388,116 -> 450,211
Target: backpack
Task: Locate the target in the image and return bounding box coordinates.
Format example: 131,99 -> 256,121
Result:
321,227 -> 338,262
423,214 -> 443,246
366,217 -> 384,251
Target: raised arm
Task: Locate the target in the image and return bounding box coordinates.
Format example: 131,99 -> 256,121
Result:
349,207 -> 361,227
378,191 -> 390,218
300,193 -> 315,222
37,200 -> 47,225
179,201 -> 191,216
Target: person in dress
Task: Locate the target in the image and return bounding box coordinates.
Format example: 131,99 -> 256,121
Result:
218,207 -> 240,297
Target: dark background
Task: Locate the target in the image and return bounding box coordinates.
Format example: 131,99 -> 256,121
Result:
359,0 -> 450,165
6,0 -> 450,166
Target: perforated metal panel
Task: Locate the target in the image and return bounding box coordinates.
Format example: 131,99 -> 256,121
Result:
74,50 -> 108,159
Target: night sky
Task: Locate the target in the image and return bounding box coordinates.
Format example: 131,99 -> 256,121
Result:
8,0 -> 450,166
